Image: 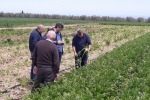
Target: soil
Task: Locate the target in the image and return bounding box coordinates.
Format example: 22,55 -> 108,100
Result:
0,25 -> 143,100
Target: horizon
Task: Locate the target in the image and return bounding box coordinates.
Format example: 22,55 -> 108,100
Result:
0,0 -> 150,19
0,11 -> 148,19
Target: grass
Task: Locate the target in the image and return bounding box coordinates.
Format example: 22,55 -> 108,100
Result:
1,17 -> 150,28
1,22 -> 150,99
25,32 -> 150,100
99,21 -> 150,26
0,17 -> 98,28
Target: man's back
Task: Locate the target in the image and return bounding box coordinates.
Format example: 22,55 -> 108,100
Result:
29,29 -> 42,53
32,40 -> 59,73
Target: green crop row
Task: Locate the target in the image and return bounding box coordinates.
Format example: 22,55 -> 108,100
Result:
0,29 -> 32,36
0,18 -> 97,28
99,21 -> 150,26
1,17 -> 150,28
24,31 -> 150,100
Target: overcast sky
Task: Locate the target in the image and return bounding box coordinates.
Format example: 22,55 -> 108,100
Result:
0,0 -> 150,18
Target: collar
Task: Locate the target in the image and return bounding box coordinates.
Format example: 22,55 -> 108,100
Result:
46,39 -> 53,43
56,32 -> 60,34
36,29 -> 42,36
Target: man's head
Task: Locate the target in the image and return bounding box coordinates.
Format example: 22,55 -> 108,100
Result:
55,22 -> 64,32
46,31 -> 56,41
77,29 -> 84,38
37,24 -> 44,34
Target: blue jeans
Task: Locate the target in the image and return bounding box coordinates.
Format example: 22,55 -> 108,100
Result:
30,52 -> 36,80
59,52 -> 63,66
31,62 -> 36,80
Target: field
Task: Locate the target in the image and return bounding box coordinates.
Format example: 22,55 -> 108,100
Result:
0,18 -> 150,100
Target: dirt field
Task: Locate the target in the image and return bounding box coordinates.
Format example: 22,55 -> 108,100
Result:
0,24 -> 149,100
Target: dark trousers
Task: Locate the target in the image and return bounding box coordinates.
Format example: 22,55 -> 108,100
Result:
75,51 -> 88,67
30,52 -> 36,80
59,52 -> 63,66
31,62 -> 36,80
31,67 -> 55,93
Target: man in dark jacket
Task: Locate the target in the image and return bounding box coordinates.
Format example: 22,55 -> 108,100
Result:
31,30 -> 59,93
29,24 -> 44,80
72,29 -> 92,68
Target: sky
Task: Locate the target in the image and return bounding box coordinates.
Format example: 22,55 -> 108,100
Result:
0,0 -> 150,18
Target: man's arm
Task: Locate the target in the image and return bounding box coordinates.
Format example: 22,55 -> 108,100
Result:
53,46 -> 59,74
86,34 -> 92,51
72,36 -> 77,56
32,45 -> 37,66
53,41 -> 64,45
87,45 -> 91,51
32,33 -> 40,51
72,46 -> 77,56
32,44 -> 37,74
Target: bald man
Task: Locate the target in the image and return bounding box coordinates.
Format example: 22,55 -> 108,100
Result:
31,31 -> 59,93
29,24 -> 45,80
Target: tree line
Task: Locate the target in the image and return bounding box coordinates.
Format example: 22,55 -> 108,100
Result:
0,11 -> 150,23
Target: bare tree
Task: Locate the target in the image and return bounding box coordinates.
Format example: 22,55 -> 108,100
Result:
137,17 -> 144,23
80,15 -> 86,20
0,11 -> 149,23
126,17 -> 136,22
0,11 -> 4,17
146,17 -> 150,23
101,16 -> 109,21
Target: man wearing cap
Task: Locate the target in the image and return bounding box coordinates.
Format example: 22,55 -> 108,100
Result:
54,23 -> 64,65
29,24 -> 44,81
72,29 -> 92,67
42,23 -> 64,68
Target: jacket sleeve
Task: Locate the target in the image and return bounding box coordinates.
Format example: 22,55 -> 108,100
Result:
32,33 -> 40,51
86,34 -> 92,45
53,45 -> 59,73
72,35 -> 76,46
32,44 -> 37,66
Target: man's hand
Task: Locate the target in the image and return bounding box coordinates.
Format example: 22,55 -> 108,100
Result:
56,73 -> 60,78
57,41 -> 64,45
74,52 -> 77,56
85,48 -> 89,52
33,66 -> 37,74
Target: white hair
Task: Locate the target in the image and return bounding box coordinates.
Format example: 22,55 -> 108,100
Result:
37,24 -> 44,30
46,31 -> 56,39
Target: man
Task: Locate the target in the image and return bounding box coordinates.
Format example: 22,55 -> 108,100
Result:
29,24 -> 44,80
72,29 -> 92,68
42,23 -> 64,65
42,26 -> 56,40
31,31 -> 59,93
54,22 -> 64,64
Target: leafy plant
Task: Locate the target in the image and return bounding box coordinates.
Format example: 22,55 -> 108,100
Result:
25,32 -> 150,100
64,37 -> 70,44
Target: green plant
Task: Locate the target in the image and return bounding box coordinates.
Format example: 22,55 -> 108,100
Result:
25,32 -> 150,100
105,40 -> 110,45
64,37 -> 70,44
21,79 -> 27,87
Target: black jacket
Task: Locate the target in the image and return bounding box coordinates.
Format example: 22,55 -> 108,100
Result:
29,29 -> 42,53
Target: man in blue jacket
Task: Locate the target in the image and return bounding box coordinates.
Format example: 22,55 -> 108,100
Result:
29,24 -> 44,81
42,23 -> 64,66
54,22 -> 64,64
